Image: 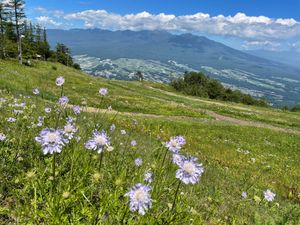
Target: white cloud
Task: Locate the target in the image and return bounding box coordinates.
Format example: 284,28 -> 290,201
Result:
242,40 -> 282,50
36,16 -> 62,27
62,10 -> 300,40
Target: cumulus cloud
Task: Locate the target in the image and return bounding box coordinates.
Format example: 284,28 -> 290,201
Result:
36,16 -> 62,27
63,10 -> 300,40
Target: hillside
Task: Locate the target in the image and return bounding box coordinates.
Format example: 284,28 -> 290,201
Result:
0,60 -> 299,224
47,29 -> 300,107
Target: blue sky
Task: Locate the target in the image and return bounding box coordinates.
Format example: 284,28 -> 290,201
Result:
24,0 -> 300,51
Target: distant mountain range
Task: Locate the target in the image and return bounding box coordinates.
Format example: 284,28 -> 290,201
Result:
47,29 -> 300,106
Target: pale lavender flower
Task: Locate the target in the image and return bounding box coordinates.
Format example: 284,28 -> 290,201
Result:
121,130 -> 126,135
45,107 -> 52,113
56,76 -> 65,86
37,116 -> 44,127
131,140 -> 137,147
242,192 -> 247,199
58,96 -> 69,107
85,130 -> 110,154
125,183 -> 152,215
7,117 -> 16,123
166,137 -> 181,153
135,158 -> 143,167
33,88 -> 40,95
110,124 -> 116,131
13,109 -> 23,114
99,87 -> 108,96
172,154 -> 185,166
264,189 -> 276,202
73,105 -> 81,114
176,156 -> 204,185
0,133 -> 6,141
66,116 -> 75,123
35,128 -> 65,154
144,172 -> 153,183
75,136 -> 81,142
63,123 -> 78,140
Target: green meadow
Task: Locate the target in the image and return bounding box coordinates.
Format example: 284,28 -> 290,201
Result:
0,60 -> 299,224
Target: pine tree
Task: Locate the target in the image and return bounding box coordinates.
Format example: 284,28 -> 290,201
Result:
0,2 -> 9,59
8,0 -> 26,64
42,27 -> 50,60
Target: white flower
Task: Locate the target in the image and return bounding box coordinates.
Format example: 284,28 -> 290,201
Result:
56,76 -> 65,86
33,88 -> 40,95
0,133 -> 6,141
264,189 -> 276,202
241,192 -> 247,199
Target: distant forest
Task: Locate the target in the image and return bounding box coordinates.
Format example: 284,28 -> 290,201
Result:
171,72 -> 268,107
0,0 -> 79,69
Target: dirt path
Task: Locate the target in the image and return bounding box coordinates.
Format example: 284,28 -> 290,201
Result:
73,105 -> 300,135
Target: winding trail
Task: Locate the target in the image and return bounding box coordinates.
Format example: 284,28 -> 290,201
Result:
74,105 -> 300,135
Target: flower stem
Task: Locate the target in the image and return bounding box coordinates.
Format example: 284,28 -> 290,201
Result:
52,152 -> 56,181
172,180 -> 181,211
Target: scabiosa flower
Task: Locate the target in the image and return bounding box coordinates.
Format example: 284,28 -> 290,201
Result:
0,133 -> 6,141
85,130 -> 110,154
264,189 -> 276,202
58,96 -> 69,107
73,105 -> 81,114
45,107 -> 52,113
99,87 -> 108,96
7,117 -> 16,123
166,136 -> 186,153
63,123 -> 78,140
37,116 -> 44,127
56,76 -> 65,86
125,183 -> 152,215
176,157 -> 204,184
13,109 -> 24,115
134,158 -> 143,167
242,192 -> 247,199
35,128 -> 65,154
131,140 -> 137,147
172,154 -> 185,166
176,135 -> 186,145
144,172 -> 153,183
110,124 -> 116,131
33,88 -> 40,95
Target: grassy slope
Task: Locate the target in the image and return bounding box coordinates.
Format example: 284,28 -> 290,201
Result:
0,60 -> 299,224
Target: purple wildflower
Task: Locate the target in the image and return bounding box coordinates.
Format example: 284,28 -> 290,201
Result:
35,128 -> 66,154
144,171 -> 153,183
125,183 -> 152,215
134,158 -> 143,167
63,122 -> 78,140
131,140 -> 137,147
73,105 -> 81,114
58,96 -> 69,107
264,189 -> 276,202
56,76 -> 65,86
176,156 -> 204,184
99,87 -> 108,96
85,130 -> 110,154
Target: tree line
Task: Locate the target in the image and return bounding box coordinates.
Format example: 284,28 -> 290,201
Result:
0,0 -> 80,69
171,71 -> 268,107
